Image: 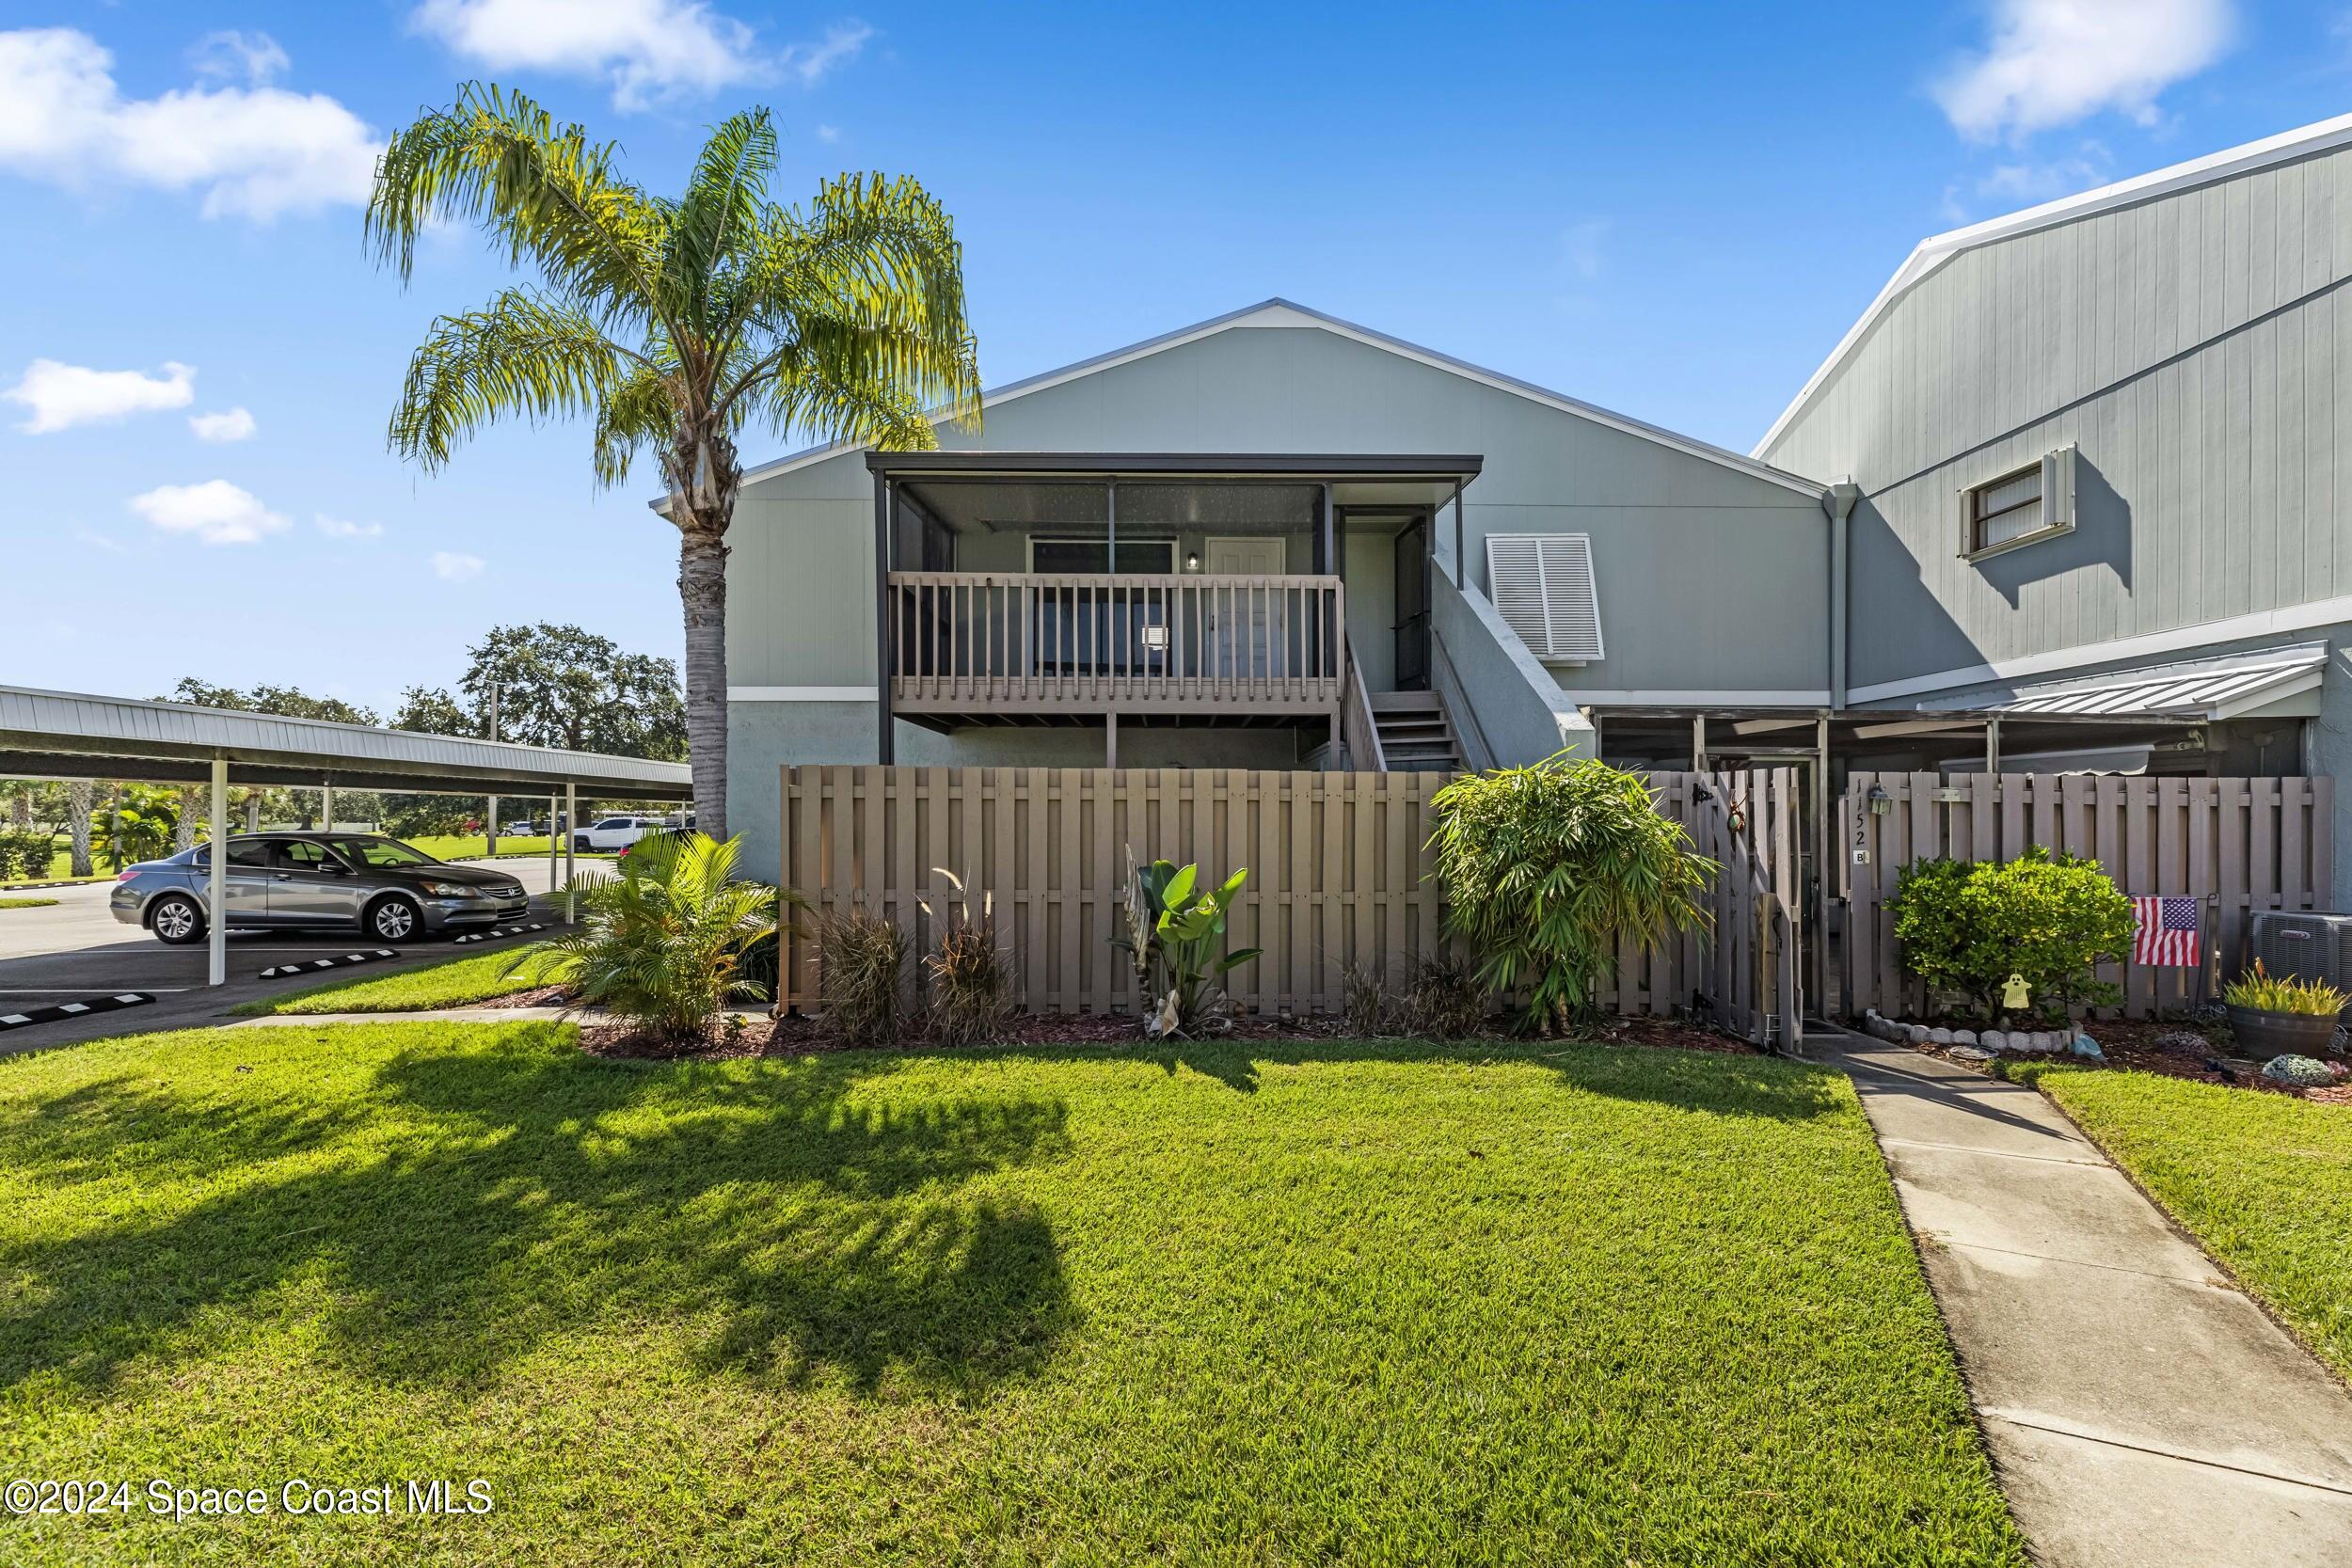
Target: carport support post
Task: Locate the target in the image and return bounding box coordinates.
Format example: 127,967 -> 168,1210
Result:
564,783 -> 577,923
548,793 -> 558,904
322,782 -> 332,833
1985,716 -> 2002,776
208,756 -> 228,988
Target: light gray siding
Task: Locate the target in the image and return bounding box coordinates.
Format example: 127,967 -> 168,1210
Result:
1765,142 -> 2352,696
726,323 -> 1829,699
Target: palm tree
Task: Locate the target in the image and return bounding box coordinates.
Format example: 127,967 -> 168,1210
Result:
368,85 -> 980,838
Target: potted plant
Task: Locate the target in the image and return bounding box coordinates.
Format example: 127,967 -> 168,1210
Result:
2221,960 -> 2347,1058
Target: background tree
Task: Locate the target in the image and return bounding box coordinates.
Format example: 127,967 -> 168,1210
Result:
370,85 -> 981,838
456,623 -> 687,759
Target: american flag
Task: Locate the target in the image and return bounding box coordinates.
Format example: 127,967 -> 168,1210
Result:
2133,895 -> 2201,967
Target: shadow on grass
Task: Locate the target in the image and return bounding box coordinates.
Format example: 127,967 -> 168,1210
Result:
0,1025 -> 1073,1400
1020,1035 -> 1849,1121
1,1029 -> 1844,1405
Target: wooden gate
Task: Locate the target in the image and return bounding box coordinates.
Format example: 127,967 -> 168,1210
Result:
1596,769 -> 1804,1050
1841,771 -> 2336,1019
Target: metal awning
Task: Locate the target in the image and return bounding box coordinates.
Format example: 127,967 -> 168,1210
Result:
1950,643 -> 2329,722
0,685 -> 692,798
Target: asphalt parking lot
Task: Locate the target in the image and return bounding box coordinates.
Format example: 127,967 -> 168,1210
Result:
0,859 -> 586,1054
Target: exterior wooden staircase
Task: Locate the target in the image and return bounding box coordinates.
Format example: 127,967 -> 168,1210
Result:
1368,691 -> 1465,773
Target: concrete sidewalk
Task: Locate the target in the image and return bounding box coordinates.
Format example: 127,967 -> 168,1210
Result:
1829,1034 -> 2352,1565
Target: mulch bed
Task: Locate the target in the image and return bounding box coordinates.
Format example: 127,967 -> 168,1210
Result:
574,1007 -> 1756,1062
481,985 -> 574,1009
1896,1015 -> 2349,1103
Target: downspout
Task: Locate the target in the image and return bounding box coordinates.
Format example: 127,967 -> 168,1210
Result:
1823,480 -> 1861,710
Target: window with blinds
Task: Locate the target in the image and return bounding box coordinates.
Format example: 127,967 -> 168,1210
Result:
1485,533 -> 1603,662
1963,446 -> 2076,557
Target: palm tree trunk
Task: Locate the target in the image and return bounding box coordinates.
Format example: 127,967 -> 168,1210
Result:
176,786 -> 204,850
68,780 -> 93,877
679,524 -> 729,841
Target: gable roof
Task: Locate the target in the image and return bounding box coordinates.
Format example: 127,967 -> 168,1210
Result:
1755,111 -> 2352,459
671,298 -> 1823,506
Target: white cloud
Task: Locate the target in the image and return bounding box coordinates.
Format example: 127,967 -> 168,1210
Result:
0,27 -> 380,220
431,549 -> 486,581
780,23 -> 872,86
188,406 -> 256,442
5,357 -> 194,433
316,514 -> 383,540
1934,0 -> 2234,140
814,122 -> 841,144
414,0 -> 757,109
72,525 -> 130,557
189,30 -> 290,86
413,3 -> 872,108
129,480 -> 289,546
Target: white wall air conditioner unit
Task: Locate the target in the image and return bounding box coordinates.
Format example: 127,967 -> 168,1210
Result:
1485,533 -> 1603,664
2247,911 -> 2352,994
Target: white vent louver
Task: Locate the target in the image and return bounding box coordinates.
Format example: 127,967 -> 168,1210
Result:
1486,533 -> 1603,663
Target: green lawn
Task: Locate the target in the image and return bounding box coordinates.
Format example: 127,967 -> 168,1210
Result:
0,895 -> 59,910
2020,1065 -> 2352,1384
232,951 -> 554,1016
0,1024 -> 2025,1566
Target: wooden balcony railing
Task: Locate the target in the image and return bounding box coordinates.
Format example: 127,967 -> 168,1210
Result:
888,571 -> 1345,715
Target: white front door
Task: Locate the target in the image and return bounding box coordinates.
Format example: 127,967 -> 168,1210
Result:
1205,537 -> 1284,677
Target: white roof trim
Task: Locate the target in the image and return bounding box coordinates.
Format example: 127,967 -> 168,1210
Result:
1756,110 -> 2352,459
674,298 -> 1825,507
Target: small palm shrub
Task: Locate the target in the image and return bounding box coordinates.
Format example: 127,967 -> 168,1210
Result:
1429,754 -> 1713,1035
2223,960 -> 2347,1016
1403,955 -> 1491,1039
816,907 -> 912,1046
921,870 -> 1015,1046
1891,847 -> 2134,1019
505,832 -> 781,1043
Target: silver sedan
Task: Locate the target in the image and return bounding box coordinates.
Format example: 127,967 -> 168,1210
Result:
111,832 -> 532,944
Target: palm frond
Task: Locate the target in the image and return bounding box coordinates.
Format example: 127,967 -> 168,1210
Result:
389,288 -> 635,471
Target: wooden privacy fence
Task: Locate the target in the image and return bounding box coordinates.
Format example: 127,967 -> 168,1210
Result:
1594,770 -> 1804,1049
1843,771 -> 2337,1019
778,765 -> 1806,1049
777,767 -> 1444,1015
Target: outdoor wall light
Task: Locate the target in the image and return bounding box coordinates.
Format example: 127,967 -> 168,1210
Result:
1867,784 -> 1893,816
1183,550 -> 1201,573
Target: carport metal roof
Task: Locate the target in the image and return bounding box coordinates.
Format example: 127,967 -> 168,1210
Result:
0,685 -> 693,800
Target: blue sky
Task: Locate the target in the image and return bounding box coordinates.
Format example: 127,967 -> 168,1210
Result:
2,0 -> 2344,714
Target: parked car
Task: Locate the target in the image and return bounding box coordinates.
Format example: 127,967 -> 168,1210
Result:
111,832 -> 531,944
573,815 -> 664,852
501,819 -> 538,836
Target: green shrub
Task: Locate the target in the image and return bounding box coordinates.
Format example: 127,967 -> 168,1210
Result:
1890,846 -> 2134,1019
505,832 -> 781,1043
920,870 -> 1016,1046
1429,753 -> 1713,1034
1340,960 -> 1394,1036
815,907 -> 912,1046
1113,854 -> 1260,1038
2222,960 -> 2347,1016
1402,954 -> 1491,1039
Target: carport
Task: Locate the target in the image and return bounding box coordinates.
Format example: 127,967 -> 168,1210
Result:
0,685 -> 692,987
